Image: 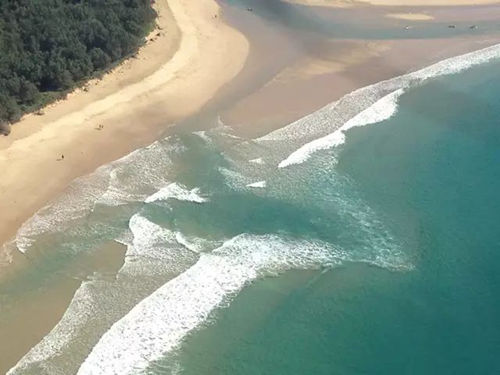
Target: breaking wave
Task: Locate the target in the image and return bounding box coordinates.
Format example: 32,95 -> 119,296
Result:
8,215 -> 198,375
8,42 -> 500,375
77,232 -> 408,375
246,180 -> 267,188
260,43 -> 500,168
14,137 -> 184,254
278,89 -> 404,168
145,183 -> 208,204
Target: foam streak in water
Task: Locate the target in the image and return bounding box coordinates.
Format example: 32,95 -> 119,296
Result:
8,215 -> 198,375
260,43 -> 500,170
14,137 -> 184,253
77,235 -> 343,375
278,89 -> 404,168
246,180 -> 267,188
145,183 -> 208,204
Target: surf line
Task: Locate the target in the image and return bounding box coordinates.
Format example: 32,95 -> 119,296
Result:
279,89 -> 404,168
272,43 -> 500,169
76,234 -> 341,375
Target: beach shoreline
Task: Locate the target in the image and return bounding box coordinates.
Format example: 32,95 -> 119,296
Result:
286,0 -> 500,6
1,0 -> 499,260
222,35 -> 499,138
0,0 -> 249,255
8,42 -> 500,374
1,0 -> 500,372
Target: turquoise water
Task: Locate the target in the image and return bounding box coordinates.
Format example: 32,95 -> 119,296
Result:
168,60 -> 500,374
3,48 -> 500,373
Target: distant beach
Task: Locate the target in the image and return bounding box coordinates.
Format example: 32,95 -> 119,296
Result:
1,0 -> 500,373
286,0 -> 500,6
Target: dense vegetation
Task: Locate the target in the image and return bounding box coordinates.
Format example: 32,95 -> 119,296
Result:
0,0 -> 156,125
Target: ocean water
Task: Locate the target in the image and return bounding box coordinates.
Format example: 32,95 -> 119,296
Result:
170,56 -> 500,375
3,46 -> 500,374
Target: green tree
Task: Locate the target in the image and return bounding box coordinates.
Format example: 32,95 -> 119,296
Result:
0,0 -> 157,125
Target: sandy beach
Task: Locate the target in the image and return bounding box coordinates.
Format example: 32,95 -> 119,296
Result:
287,0 -> 500,6
385,12 -> 434,20
362,0 -> 500,4
1,0 -> 499,259
0,0 -> 249,255
223,37 -> 499,137
1,0 -> 500,373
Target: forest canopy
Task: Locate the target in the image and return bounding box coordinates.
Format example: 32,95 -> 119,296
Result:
0,0 -> 156,124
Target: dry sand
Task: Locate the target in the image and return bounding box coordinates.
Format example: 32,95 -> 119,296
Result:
0,0 -> 249,253
385,12 -> 434,20
0,0 -> 499,371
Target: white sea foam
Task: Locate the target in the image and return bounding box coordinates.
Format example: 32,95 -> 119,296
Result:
246,180 -> 267,188
125,214 -> 176,258
174,232 -> 210,253
258,99 -> 340,143
11,43 -> 500,373
219,167 -> 252,190
409,43 -> 500,81
15,166 -> 112,253
78,230 -> 412,374
261,43 -> 500,166
8,215 -> 198,375
193,130 -> 212,144
145,183 -> 208,204
278,89 -> 404,168
97,139 -> 184,206
14,137 -> 184,253
6,279 -> 97,375
119,214 -> 200,279
77,234 -> 344,375
221,167 -> 268,191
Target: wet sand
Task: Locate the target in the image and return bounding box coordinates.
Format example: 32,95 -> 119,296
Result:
218,1 -> 500,136
0,0 -> 249,255
0,242 -> 126,374
385,12 -> 434,20
287,0 -> 500,6
1,0 -> 500,372
223,36 -> 499,137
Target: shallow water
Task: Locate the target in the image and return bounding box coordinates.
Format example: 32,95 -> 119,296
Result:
168,58 -> 500,375
226,0 -> 500,39
2,44 -> 500,374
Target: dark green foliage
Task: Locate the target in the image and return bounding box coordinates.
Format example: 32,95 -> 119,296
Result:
0,0 -> 156,123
